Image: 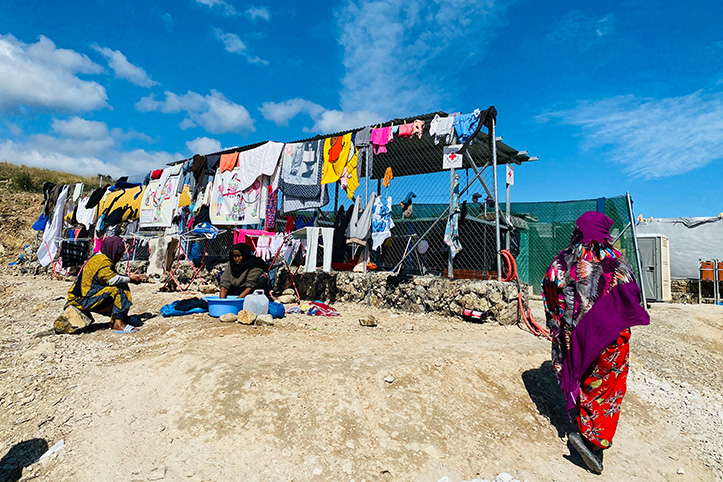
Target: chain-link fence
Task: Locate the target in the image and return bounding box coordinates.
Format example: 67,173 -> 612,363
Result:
276,110 -> 525,281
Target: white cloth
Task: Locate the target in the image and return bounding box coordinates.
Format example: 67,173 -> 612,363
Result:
300,227 -> 334,273
236,141 -> 284,193
72,183 -> 84,202
75,197 -> 96,230
157,164 -> 183,200
429,114 -> 455,145
37,185 -> 70,267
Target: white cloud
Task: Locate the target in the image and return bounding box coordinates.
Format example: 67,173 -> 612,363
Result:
335,0 -> 512,116
260,98 -> 382,133
213,28 -> 246,54
92,45 -> 158,87
212,28 -> 268,65
52,116 -> 109,139
536,89 -> 723,179
0,34 -> 107,113
186,137 -> 222,155
194,0 -> 238,16
547,11 -> 615,46
136,89 -> 255,134
246,6 -> 271,21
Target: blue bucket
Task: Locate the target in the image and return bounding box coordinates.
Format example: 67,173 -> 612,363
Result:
204,296 -> 245,318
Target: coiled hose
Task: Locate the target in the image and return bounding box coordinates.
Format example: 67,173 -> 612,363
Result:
499,250 -> 552,341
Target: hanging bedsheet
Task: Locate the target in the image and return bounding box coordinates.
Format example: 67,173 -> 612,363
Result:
210,168 -> 267,226
139,167 -> 182,228
279,140 -> 323,198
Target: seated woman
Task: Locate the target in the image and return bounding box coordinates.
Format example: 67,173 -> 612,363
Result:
60,236 -> 146,334
219,243 -> 270,299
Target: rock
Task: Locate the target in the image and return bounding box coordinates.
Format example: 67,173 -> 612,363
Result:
219,313 -> 237,323
384,375 -> 395,384
359,315 -> 377,327
22,341 -> 55,361
255,314 -> 274,326
236,310 -> 257,325
199,285 -> 217,294
147,465 -> 167,480
677,468 -> 685,475
276,294 -> 297,304
53,306 -> 93,334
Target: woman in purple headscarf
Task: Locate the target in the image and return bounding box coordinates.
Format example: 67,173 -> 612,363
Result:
542,211 -> 649,474
61,236 -> 147,334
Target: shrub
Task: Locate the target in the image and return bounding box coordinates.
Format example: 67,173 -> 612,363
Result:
13,171 -> 36,192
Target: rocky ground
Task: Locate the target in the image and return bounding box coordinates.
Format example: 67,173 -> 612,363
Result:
0,274 -> 722,481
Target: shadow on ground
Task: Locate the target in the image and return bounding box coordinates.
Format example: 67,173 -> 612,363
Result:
0,438 -> 48,482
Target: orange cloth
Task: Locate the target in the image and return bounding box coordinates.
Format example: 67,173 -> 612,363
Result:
219,152 -> 239,172
382,167 -> 393,188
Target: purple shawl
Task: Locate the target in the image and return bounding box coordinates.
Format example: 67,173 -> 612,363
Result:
100,236 -> 125,264
571,211 -> 614,245
559,282 -> 650,411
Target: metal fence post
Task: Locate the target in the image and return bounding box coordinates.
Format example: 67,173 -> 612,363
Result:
626,192 -> 648,309
448,166 -> 455,278
491,119 -> 502,280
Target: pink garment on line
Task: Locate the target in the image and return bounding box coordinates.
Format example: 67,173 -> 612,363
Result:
398,123 -> 414,137
371,126 -> 393,154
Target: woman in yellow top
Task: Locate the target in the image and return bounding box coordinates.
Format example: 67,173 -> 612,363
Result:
64,236 -> 146,333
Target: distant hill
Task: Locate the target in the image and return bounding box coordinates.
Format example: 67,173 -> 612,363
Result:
0,162 -> 108,194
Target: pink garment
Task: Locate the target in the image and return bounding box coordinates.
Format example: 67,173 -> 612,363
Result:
398,123 -> 414,137
93,236 -> 104,254
371,127 -> 393,154
233,228 -> 277,245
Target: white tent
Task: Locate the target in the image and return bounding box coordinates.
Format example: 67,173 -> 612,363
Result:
636,216 -> 723,279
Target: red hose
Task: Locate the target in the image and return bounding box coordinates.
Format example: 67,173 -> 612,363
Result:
500,250 -> 552,341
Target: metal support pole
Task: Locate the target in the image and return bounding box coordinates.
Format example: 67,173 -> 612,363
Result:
491,120 -> 502,281
626,192 -> 649,310
505,177 -> 511,251
448,166 -> 455,278
334,182 -> 339,214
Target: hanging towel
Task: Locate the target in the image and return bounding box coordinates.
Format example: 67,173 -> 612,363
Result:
429,114 -> 456,145
282,184 -> 329,213
236,141 -> 285,192
347,193 -> 377,241
321,134 -> 352,184
371,126 -> 393,154
444,192 -> 462,258
219,152 -> 240,172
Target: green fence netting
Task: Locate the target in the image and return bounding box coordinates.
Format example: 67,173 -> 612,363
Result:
510,195 -> 639,293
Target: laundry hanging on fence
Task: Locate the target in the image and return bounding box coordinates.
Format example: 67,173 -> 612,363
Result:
210,168 -> 266,225
236,141 -> 285,192
430,114 -> 456,145
342,145 -> 359,199
444,184 -> 462,258
371,126 -> 393,154
37,185 -> 70,267
139,168 -> 181,228
282,184 -> 329,213
347,193 -> 377,243
453,109 -> 481,143
219,152 -> 240,172
371,195 -> 394,250
354,126 -> 373,178
279,140 -> 323,198
321,134 -> 352,184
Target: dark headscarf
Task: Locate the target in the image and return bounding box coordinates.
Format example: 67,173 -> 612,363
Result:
570,211 -> 614,246
100,236 -> 125,264
228,242 -> 267,278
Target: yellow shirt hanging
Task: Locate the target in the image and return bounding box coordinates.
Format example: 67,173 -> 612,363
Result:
321,133 -> 352,184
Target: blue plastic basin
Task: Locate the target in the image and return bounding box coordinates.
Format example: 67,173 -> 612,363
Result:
204,296 -> 245,317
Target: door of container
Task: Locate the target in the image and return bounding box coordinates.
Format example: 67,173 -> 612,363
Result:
639,237 -> 660,301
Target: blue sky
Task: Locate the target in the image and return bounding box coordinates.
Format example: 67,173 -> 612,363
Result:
0,0 -> 721,217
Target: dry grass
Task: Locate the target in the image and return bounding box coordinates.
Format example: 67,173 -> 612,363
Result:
0,162 -> 106,193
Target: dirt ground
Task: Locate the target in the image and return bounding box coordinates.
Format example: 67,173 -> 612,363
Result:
0,274 -> 722,482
